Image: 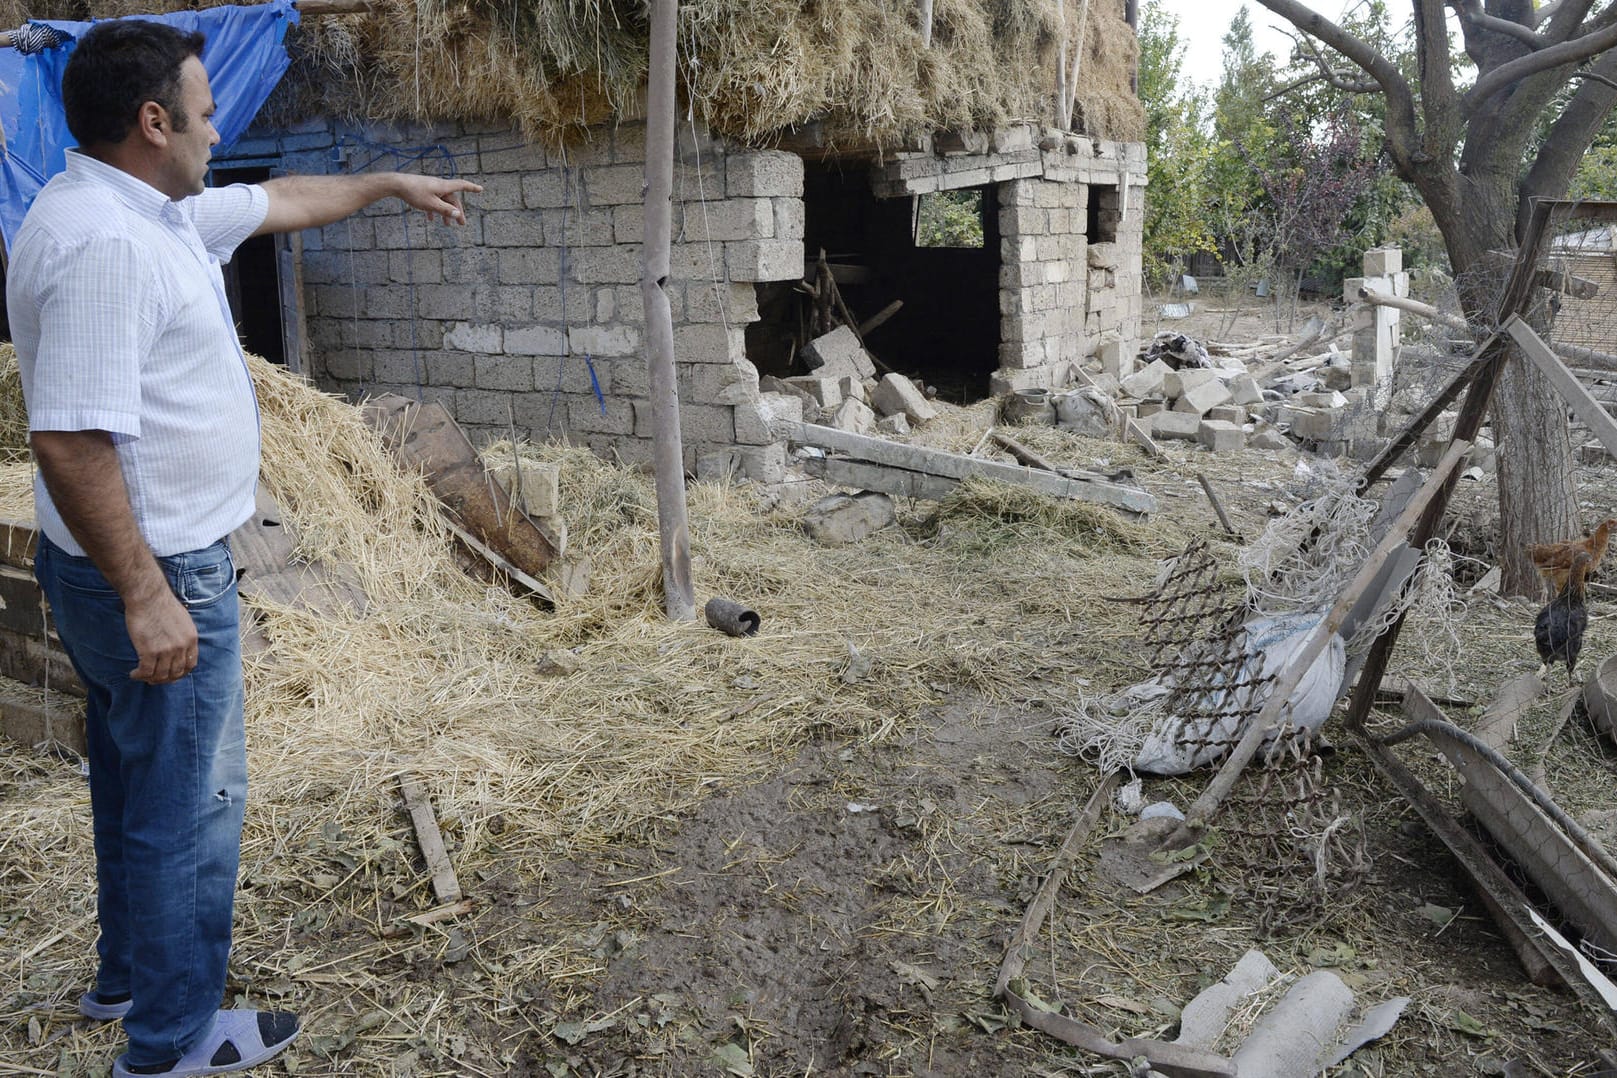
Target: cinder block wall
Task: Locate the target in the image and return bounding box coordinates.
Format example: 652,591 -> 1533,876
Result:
992,139 -> 1146,393
230,119 -> 801,478
868,129 -> 1145,396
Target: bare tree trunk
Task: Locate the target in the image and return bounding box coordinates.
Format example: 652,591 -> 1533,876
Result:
1493,353 -> 1579,599
1431,189 -> 1580,600
641,0 -> 695,621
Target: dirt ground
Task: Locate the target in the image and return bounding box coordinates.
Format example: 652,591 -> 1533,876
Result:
5,291 -> 1617,1076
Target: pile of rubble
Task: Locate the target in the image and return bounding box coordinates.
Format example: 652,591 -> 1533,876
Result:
757,326 -> 941,437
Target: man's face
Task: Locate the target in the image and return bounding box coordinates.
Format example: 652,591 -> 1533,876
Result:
157,56 -> 219,199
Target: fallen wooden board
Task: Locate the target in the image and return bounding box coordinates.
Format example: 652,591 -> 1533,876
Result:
1475,671 -> 1545,752
789,423 -> 1157,514
1426,722 -> 1617,959
362,394 -> 559,583
398,773 -> 463,905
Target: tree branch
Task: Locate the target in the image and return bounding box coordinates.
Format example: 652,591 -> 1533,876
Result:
1465,18 -> 1617,109
1518,47 -> 1617,231
1264,70 -> 1381,100
1252,0 -> 1416,161
1450,0 -> 1541,49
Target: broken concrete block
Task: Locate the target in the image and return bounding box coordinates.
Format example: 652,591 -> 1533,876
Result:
1149,410 -> 1202,440
1197,419 -> 1244,453
871,373 -> 940,423
1299,390 -> 1348,410
802,491 -> 896,545
1137,399 -> 1166,418
1249,426 -> 1292,452
1228,373 -> 1263,406
800,325 -> 877,380
838,375 -> 871,407
783,376 -> 844,408
1120,358 -> 1171,399
876,412 -> 911,436
1286,407 -> 1335,440
1097,337 -> 1135,378
1173,379 -> 1234,417
1086,371 -> 1122,399
1580,441 -> 1614,464
1165,367 -> 1220,399
1362,247 -> 1402,276
757,391 -> 804,432
829,397 -> 876,434
491,460 -> 562,517
1207,404 -> 1246,425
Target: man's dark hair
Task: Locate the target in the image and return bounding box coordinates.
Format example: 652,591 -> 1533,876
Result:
62,20 -> 206,149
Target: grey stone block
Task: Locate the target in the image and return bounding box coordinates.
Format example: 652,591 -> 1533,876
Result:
1173,379 -> 1233,417
871,373 -> 940,424
801,326 -> 877,380
1197,419 -> 1244,453
1149,410 -> 1201,440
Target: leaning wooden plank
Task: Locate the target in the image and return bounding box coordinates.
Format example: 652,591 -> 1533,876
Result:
441,519 -> 556,605
789,423 -> 1156,513
361,394 -> 558,578
1165,438 -> 1471,847
398,773 -> 463,905
1504,315 -> 1617,458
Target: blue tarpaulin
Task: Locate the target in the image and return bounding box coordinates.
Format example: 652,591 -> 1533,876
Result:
0,0 -> 298,250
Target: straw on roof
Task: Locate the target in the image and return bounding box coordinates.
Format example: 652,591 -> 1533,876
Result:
0,0 -> 1144,147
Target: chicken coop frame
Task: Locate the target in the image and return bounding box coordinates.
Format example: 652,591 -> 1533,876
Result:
1346,197 -> 1617,1034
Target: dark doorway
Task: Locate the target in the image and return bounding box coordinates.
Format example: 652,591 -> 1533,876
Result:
211,165 -> 285,364
745,162 -> 1002,404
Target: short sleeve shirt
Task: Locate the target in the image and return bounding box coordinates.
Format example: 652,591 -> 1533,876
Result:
7,151 -> 269,557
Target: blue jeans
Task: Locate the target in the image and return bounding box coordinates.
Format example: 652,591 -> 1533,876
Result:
35,535 -> 246,1067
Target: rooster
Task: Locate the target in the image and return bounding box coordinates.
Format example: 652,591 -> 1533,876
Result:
1527,517 -> 1617,592
1535,550 -> 1592,688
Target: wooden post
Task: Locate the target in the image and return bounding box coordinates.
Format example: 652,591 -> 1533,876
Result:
918,0 -> 934,47
642,0 -> 695,621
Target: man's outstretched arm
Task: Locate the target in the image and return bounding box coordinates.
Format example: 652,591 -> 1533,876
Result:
253,172 -> 482,235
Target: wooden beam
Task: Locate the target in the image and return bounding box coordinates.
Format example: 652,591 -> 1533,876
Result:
361,394 -> 558,579
790,422 -> 1157,514
398,774 -> 463,905
1505,314 -> 1617,459
642,0 -> 696,623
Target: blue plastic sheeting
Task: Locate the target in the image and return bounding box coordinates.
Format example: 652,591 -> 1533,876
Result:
0,0 -> 298,249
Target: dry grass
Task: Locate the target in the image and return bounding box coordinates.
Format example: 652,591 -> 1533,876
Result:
0,0 -> 1143,147
3,348 -> 1608,1071
0,351 -> 1205,1073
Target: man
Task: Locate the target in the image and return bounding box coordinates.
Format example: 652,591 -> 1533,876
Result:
7,19 -> 480,1078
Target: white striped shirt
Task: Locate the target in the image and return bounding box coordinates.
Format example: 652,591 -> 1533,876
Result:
8,151 -> 269,557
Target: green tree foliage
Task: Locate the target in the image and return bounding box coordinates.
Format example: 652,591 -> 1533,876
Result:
915,190 -> 985,248
1137,0 -> 1215,286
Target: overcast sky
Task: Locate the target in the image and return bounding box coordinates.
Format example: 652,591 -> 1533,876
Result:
1153,1 -> 1311,90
